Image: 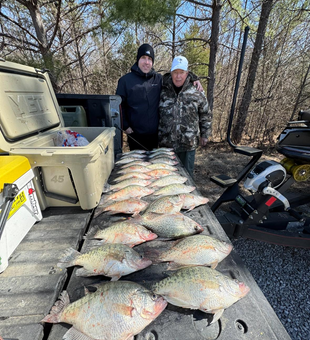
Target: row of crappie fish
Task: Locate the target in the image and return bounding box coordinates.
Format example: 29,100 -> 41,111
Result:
95,148 -> 207,217
42,148 -> 250,340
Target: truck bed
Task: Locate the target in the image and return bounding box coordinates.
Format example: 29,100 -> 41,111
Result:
0,163 -> 291,340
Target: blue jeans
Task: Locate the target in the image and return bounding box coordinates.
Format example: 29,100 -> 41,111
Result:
176,150 -> 196,176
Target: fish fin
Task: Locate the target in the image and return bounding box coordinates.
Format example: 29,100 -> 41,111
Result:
57,248 -> 80,269
142,248 -> 162,263
75,267 -> 96,277
84,225 -> 99,239
93,207 -> 104,219
129,214 -> 142,222
105,210 -> 120,215
183,205 -> 195,211
63,326 -> 95,340
210,309 -> 224,324
166,262 -> 187,271
41,291 -> 70,323
102,182 -> 111,193
210,261 -> 219,269
83,285 -> 90,295
114,303 -> 135,317
110,275 -> 121,281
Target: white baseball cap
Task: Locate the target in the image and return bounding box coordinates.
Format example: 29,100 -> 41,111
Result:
171,56 -> 188,72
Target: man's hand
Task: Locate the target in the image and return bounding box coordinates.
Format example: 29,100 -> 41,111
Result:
200,137 -> 208,147
125,127 -> 134,134
193,80 -> 203,92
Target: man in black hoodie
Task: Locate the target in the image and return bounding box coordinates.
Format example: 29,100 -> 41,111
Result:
116,44 -> 161,151
116,44 -> 202,151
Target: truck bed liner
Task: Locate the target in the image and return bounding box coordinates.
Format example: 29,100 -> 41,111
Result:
0,164 -> 291,340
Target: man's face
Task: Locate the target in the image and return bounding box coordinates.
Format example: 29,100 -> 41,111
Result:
138,55 -> 153,74
171,69 -> 188,87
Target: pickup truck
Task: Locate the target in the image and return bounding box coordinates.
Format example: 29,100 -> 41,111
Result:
0,60 -> 292,340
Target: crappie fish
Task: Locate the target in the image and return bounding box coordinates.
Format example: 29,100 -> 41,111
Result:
146,169 -> 176,179
57,244 -> 152,280
152,266 -> 250,323
108,178 -> 153,192
150,157 -> 178,165
143,194 -> 186,214
148,152 -> 176,159
121,161 -> 151,169
149,175 -> 187,188
117,165 -> 151,174
116,156 -> 146,165
150,147 -> 174,152
132,212 -> 203,238
113,172 -> 152,183
42,281 -> 167,340
157,235 -> 233,270
95,199 -> 148,217
146,163 -> 178,171
86,221 -> 157,247
103,185 -> 154,202
122,149 -> 147,155
182,193 -> 209,211
153,183 -> 196,197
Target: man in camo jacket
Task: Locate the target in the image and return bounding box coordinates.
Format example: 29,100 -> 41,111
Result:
158,55 -> 212,176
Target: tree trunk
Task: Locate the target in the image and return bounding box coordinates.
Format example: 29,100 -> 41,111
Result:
231,0 -> 275,144
290,63 -> 310,121
207,0 -> 221,112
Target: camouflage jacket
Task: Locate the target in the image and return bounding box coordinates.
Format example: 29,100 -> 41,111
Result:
158,73 -> 212,152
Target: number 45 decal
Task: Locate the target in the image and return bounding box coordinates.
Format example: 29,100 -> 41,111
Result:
51,175 -> 65,183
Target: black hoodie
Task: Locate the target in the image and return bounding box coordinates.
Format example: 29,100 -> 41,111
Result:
116,63 -> 162,135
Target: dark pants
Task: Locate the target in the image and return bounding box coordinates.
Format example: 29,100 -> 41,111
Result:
127,132 -> 158,151
176,150 -> 196,176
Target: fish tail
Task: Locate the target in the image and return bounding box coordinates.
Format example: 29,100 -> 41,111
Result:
57,248 -> 80,268
93,206 -> 105,219
41,291 -> 70,323
129,214 -> 142,223
76,267 -> 94,277
142,248 -> 162,264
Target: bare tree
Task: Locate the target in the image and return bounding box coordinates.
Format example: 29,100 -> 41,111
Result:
231,0 -> 275,144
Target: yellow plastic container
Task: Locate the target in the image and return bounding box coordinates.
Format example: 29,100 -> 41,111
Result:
0,60 -> 115,210
0,156 -> 42,272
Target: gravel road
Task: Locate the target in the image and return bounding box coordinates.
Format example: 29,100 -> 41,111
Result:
231,237 -> 310,340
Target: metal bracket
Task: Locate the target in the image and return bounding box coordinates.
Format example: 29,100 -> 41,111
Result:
0,183 -> 19,240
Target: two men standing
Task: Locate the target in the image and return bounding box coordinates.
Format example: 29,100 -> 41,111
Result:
116,44 -> 212,176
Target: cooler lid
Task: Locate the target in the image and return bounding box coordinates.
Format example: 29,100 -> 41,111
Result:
0,155 -> 31,192
0,61 -> 62,142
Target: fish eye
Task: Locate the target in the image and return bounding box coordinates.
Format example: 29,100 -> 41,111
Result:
194,226 -> 199,231
151,294 -> 157,300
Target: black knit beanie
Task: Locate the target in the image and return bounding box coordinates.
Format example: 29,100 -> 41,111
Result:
137,44 -> 154,63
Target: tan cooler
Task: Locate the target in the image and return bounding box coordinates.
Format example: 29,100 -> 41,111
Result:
0,60 -> 115,210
